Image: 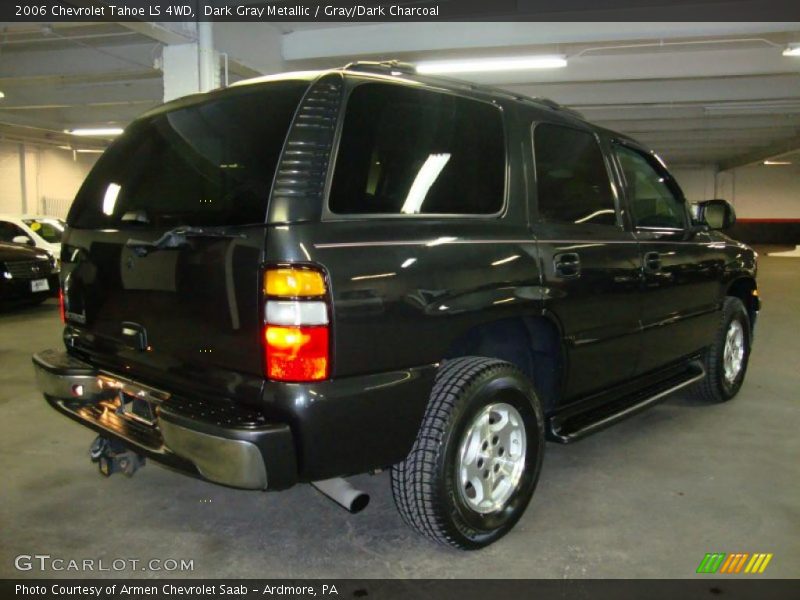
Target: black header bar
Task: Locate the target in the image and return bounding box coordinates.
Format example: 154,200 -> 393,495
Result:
3,0 -> 800,22
3,579 -> 800,600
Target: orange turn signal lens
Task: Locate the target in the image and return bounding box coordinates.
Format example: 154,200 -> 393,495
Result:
265,268 -> 326,297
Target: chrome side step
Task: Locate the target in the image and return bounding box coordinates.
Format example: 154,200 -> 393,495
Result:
547,362 -> 706,444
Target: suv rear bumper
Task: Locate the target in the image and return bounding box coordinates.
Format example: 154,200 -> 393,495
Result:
32,349 -> 297,490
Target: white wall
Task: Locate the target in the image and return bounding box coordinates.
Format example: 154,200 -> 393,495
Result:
672,164 -> 800,218
0,142 -> 97,218
215,22 -> 285,76
671,166 -> 718,203
716,164 -> 800,219
0,144 -> 23,214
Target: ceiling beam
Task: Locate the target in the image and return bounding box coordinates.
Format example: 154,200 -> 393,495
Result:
0,79 -> 162,109
0,43 -> 160,78
0,122 -> 107,150
579,104 -> 800,121
115,21 -> 194,45
0,70 -> 159,88
283,22 -> 800,60
596,114 -> 800,132
719,135 -> 800,170
633,128 -> 800,142
509,74 -> 800,106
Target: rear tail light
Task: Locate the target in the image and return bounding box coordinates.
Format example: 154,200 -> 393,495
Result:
58,288 -> 65,323
263,266 -> 330,382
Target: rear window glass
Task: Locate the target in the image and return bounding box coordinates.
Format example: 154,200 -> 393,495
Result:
69,81 -> 308,229
329,83 -> 505,215
533,123 -> 617,226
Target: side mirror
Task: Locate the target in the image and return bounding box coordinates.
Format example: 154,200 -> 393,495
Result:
12,235 -> 34,246
692,199 -> 736,231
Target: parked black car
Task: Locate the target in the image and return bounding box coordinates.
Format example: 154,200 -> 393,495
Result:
0,241 -> 59,306
33,63 -> 758,549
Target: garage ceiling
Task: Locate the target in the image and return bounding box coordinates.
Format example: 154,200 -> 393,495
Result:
0,19 -> 798,169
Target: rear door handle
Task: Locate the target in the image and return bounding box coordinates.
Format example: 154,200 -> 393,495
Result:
644,251 -> 662,272
554,252 -> 581,278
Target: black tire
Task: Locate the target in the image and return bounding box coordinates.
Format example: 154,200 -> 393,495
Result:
691,297 -> 751,403
391,357 -> 545,550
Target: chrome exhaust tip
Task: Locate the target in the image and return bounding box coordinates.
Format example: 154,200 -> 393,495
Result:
311,477 -> 370,513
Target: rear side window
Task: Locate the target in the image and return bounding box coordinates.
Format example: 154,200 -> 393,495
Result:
329,83 -> 505,215
533,123 -> 617,226
69,81 -> 308,229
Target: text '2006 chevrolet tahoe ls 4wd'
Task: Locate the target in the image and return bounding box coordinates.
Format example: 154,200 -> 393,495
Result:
33,62 -> 759,550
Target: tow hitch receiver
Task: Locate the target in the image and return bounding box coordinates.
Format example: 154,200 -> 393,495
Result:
89,436 -> 145,477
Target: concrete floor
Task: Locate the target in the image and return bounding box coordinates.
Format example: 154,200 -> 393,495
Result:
1,248 -> 798,579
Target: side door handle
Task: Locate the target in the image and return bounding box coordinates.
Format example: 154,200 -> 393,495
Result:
644,251 -> 662,272
554,252 -> 581,278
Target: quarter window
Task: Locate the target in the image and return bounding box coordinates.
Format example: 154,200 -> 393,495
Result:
533,123 -> 617,226
614,144 -> 686,230
329,84 -> 505,215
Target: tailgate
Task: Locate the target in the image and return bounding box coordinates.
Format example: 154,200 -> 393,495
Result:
61,80 -> 309,388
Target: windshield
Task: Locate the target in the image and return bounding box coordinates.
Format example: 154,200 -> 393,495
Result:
68,81 -> 308,229
23,218 -> 65,243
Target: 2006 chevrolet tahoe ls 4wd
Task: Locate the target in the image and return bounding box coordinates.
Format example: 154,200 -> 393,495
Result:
33,62 -> 758,549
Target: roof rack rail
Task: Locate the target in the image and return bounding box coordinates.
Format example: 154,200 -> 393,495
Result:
343,60 -> 417,75
530,97 -> 584,120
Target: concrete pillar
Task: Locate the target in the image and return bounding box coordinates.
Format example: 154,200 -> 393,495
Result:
161,23 -> 220,102
197,21 -> 216,92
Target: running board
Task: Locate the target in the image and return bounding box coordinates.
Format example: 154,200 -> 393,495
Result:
547,362 -> 706,444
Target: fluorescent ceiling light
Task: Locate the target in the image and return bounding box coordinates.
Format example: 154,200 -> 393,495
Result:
763,160 -> 792,165
416,55 -> 567,75
783,43 -> 800,57
65,127 -> 123,137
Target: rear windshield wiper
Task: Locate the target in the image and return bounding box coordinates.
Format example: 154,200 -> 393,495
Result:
126,226 -> 246,257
